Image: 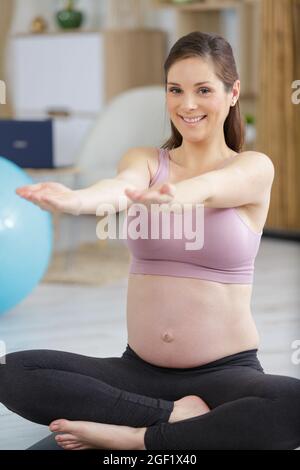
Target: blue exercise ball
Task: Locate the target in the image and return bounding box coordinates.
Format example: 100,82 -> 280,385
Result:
0,156 -> 53,316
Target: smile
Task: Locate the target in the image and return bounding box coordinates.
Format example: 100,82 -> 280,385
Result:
179,115 -> 207,125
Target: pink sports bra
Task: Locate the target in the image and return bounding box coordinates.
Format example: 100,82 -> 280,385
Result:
123,148 -> 263,284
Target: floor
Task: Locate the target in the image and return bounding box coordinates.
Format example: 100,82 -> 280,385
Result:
0,215 -> 299,449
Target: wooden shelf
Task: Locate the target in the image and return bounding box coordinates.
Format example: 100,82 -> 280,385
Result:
153,0 -> 258,10
25,166 -> 81,175
12,29 -> 103,38
12,27 -> 163,39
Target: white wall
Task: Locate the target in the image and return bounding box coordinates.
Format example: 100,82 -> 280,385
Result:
7,0 -> 239,110
10,0 -> 162,34
11,0 -> 106,33
10,0 -> 238,55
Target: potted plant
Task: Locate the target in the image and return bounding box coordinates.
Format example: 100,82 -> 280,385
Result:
244,113 -> 256,144
56,0 -> 84,30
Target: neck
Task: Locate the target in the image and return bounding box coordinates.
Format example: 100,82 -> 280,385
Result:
176,135 -> 237,172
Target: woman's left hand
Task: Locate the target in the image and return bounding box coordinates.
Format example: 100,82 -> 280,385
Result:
124,182 -> 177,209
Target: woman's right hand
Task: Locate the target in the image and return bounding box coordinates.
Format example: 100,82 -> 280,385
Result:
15,182 -> 83,216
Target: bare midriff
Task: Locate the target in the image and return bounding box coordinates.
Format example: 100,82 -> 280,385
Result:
125,148 -> 264,368
126,273 -> 260,368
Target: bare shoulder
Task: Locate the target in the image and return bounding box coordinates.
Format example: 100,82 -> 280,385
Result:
123,146 -> 158,160
133,146 -> 159,160
237,150 -> 274,165
236,150 -> 275,184
127,146 -> 159,179
116,146 -> 160,187
117,146 -> 156,168
234,151 -> 274,232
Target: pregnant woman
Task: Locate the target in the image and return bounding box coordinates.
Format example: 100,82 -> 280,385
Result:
1,31 -> 300,450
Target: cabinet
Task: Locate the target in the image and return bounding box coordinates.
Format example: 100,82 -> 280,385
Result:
11,32 -> 104,167
11,29 -> 167,167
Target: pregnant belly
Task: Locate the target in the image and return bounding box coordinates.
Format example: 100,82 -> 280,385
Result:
126,274 -> 260,368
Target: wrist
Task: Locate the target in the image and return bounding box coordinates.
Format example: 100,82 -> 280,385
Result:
73,188 -> 92,215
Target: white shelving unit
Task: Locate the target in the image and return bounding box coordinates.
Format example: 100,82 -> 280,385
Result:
11,31 -> 106,167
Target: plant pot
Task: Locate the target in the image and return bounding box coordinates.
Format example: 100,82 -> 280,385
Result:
56,8 -> 83,29
245,123 -> 256,144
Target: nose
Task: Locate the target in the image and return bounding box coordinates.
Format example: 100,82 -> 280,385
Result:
180,94 -> 198,112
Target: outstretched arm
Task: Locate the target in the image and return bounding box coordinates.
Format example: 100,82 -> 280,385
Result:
172,151 -> 274,208
125,151 -> 274,211
16,147 -> 152,216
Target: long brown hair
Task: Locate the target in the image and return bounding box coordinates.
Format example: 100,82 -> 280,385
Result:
162,31 -> 244,153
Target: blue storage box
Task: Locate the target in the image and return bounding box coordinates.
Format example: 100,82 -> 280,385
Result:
0,118 -> 54,168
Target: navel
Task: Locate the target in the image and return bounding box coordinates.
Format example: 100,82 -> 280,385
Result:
161,331 -> 174,343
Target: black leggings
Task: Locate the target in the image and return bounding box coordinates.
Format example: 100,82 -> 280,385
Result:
0,344 -> 300,450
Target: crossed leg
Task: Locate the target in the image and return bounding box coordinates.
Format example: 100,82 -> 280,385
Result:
1,348 -> 300,450
0,348 -> 208,450
50,394 -> 210,450
48,364 -> 300,450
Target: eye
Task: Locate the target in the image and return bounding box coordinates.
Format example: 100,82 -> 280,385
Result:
168,87 -> 181,94
168,87 -> 211,95
198,88 -> 210,95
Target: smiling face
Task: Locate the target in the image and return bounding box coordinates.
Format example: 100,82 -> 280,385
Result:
166,56 -> 240,143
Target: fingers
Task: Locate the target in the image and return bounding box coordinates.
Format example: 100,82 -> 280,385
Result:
23,191 -> 49,206
16,182 -> 67,199
125,188 -> 153,201
160,183 -> 176,196
38,194 -> 68,214
16,189 -> 59,213
124,188 -> 142,200
17,183 -> 44,191
125,183 -> 175,202
16,186 -> 58,205
15,185 -> 79,215
30,198 -> 51,213
125,188 -> 173,206
16,183 -> 44,195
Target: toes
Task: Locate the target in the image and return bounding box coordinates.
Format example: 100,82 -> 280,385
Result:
57,440 -> 80,447
61,442 -> 88,451
56,440 -> 74,447
49,418 -> 71,432
73,445 -> 91,451
55,433 -> 78,443
61,443 -> 80,450
50,419 -> 90,436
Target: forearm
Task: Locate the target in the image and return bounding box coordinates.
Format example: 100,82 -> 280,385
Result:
173,174 -> 214,207
75,178 -> 137,215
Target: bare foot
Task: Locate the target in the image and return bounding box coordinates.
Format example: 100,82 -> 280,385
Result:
169,395 -> 210,423
49,419 -> 146,451
49,396 -> 210,450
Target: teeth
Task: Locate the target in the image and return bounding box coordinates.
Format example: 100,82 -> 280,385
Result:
181,115 -> 205,123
